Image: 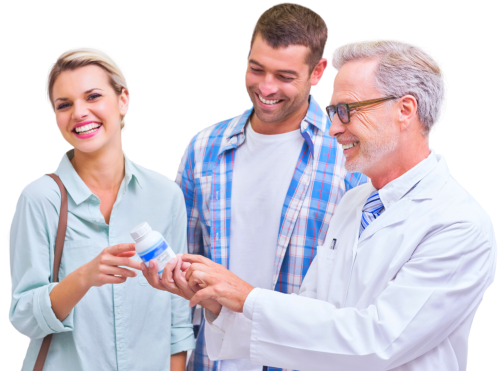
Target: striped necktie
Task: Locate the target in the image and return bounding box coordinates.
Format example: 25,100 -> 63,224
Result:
359,190 -> 385,237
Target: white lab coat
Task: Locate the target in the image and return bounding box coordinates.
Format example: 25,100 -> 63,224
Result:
204,153 -> 497,371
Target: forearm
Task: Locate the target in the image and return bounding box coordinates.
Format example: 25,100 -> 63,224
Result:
170,351 -> 187,371
49,266 -> 90,321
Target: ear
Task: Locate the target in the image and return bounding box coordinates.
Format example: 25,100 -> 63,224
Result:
398,95 -> 418,130
118,88 -> 130,116
310,58 -> 328,86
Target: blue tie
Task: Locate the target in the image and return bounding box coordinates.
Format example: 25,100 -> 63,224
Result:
359,190 -> 385,237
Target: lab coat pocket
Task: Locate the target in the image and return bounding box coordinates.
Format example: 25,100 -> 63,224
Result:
316,244 -> 337,260
197,175 -> 213,227
315,245 -> 338,300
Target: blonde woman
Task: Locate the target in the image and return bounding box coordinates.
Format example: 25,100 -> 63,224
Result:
9,49 -> 194,370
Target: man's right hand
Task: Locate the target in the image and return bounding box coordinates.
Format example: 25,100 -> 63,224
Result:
142,255 -> 222,315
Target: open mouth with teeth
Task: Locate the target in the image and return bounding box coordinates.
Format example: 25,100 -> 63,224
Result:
257,93 -> 283,106
73,122 -> 102,136
342,142 -> 359,150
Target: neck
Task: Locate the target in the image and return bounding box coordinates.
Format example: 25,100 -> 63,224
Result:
368,136 -> 430,190
251,98 -> 309,135
71,140 -> 125,192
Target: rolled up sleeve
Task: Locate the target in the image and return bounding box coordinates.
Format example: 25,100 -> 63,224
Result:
10,193 -> 74,339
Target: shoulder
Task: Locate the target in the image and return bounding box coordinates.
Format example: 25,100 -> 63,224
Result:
185,111 -> 250,157
19,175 -> 62,213
436,176 -> 493,233
12,176 -> 62,231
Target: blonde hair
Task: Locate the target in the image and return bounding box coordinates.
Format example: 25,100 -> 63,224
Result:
332,41 -> 444,135
48,48 -> 128,129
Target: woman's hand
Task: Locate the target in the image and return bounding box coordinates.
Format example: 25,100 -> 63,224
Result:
80,243 -> 143,289
50,243 -> 142,321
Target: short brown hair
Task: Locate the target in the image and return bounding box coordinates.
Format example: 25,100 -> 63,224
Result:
250,3 -> 328,73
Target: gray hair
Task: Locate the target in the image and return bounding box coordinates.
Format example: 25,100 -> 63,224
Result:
332,41 -> 444,134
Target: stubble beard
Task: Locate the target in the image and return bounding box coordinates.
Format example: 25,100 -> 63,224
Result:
249,85 -> 310,124
344,123 -> 399,174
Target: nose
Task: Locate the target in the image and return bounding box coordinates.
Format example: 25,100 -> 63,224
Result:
72,100 -> 89,121
259,74 -> 279,97
328,113 -> 346,137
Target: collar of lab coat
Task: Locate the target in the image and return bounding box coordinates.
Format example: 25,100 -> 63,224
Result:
359,151 -> 447,243
378,150 -> 439,210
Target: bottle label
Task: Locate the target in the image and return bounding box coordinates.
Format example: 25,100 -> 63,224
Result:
138,239 -> 176,276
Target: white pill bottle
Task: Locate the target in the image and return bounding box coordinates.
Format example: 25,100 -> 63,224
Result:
130,222 -> 176,278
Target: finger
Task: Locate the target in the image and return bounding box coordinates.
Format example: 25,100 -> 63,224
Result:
101,265 -> 138,278
180,254 -> 214,265
102,255 -> 143,270
189,287 -> 215,307
180,262 -> 191,272
117,251 -> 136,258
101,275 -> 128,285
185,263 -> 213,281
143,259 -> 162,288
173,261 -> 196,299
162,258 -> 178,284
190,270 -> 213,288
107,243 -> 136,255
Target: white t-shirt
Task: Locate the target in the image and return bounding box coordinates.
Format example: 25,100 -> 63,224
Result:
222,122 -> 304,371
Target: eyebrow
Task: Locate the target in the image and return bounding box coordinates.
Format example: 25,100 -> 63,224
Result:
54,88 -> 104,103
249,59 -> 299,76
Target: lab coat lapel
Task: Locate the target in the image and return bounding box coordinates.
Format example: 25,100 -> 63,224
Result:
357,198 -> 411,244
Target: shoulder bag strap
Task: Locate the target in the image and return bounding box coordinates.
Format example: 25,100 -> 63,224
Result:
33,174 -> 68,371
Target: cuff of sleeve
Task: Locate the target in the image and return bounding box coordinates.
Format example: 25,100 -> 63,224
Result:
205,306 -> 232,334
170,332 -> 195,355
33,283 -> 74,335
243,288 -> 260,321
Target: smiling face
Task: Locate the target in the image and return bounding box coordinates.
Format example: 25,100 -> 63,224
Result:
52,64 -> 129,154
246,33 -> 323,128
329,59 -> 400,174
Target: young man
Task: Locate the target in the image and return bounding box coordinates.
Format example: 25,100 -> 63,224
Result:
147,4 -> 365,371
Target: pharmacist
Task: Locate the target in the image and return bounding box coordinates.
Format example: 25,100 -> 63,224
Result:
143,39 -> 498,371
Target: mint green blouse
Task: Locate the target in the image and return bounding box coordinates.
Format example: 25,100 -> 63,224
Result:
10,151 -> 194,371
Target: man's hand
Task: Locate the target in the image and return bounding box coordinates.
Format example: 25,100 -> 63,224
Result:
182,254 -> 254,313
142,255 -> 222,314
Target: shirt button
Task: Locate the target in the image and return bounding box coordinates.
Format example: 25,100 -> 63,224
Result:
118,344 -> 123,350
117,308 -> 121,314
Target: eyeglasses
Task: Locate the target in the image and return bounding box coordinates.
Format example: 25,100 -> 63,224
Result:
326,96 -> 397,124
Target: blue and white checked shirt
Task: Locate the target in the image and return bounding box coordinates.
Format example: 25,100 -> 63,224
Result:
175,96 -> 367,371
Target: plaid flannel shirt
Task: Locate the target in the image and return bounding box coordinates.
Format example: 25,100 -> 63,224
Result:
175,96 -> 367,371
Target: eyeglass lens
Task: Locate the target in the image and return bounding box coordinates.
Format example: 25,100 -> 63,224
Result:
337,105 -> 349,123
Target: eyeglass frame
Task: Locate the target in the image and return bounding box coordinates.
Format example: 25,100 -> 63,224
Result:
326,96 -> 398,124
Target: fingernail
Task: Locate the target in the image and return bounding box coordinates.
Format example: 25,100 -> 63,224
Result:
171,258 -> 177,265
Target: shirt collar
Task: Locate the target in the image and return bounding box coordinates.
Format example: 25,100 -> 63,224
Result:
55,150 -> 141,205
378,150 -> 438,210
227,95 -> 326,139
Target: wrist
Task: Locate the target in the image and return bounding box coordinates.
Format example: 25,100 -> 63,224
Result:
203,300 -> 222,316
75,264 -> 92,290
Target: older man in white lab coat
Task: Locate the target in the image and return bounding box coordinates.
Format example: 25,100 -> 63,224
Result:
143,40 -> 496,371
